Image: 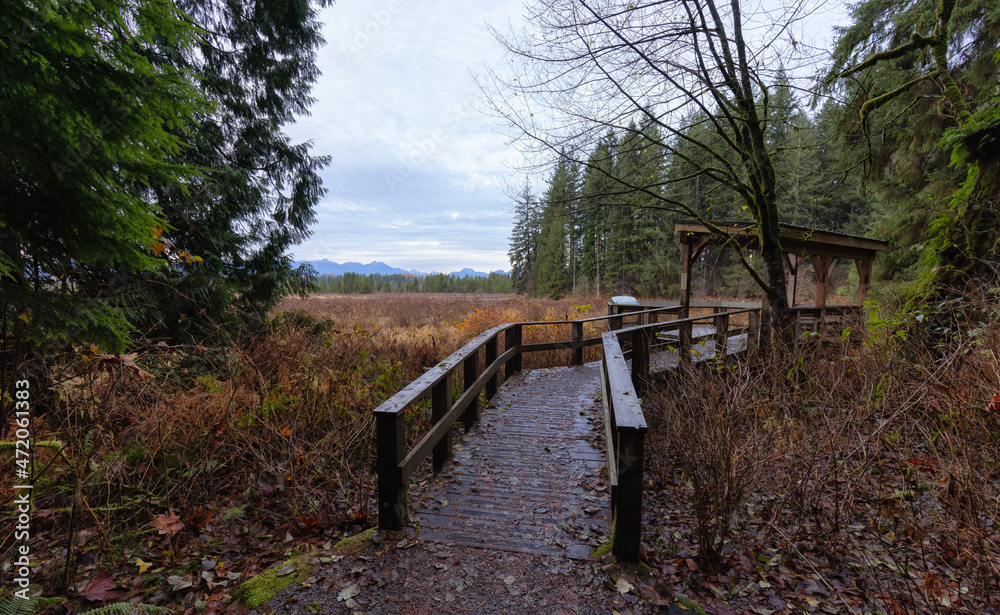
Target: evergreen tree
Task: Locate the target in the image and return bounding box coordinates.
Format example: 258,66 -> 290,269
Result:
507,179 -> 540,294
827,0 -> 1000,294
118,0 -> 331,340
0,0 -> 209,351
533,156 -> 579,298
579,133 -> 618,296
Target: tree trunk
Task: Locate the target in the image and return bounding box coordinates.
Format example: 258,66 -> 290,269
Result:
927,152 -> 1000,298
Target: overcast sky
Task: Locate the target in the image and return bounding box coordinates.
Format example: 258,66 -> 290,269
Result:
287,1 -> 851,274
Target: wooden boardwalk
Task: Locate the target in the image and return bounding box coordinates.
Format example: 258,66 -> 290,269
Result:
416,364 -> 610,559
410,328 -> 747,558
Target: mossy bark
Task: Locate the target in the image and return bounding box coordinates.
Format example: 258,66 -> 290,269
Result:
925,154 -> 1000,297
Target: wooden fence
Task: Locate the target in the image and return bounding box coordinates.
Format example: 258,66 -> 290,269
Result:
373,300 -> 859,560
372,304 -> 682,532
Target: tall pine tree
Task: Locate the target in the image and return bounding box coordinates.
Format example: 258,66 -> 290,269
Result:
507,179 -> 540,294
0,0 -> 210,351
114,0 -> 331,341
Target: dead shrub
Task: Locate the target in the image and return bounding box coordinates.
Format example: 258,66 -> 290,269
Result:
645,360 -> 776,572
642,304 -> 1000,612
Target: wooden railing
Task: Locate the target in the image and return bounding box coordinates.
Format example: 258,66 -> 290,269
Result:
374,299 -> 860,560
600,303 -> 762,560
373,305 -> 684,531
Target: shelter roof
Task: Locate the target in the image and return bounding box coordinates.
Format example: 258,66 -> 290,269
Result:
673,220 -> 887,260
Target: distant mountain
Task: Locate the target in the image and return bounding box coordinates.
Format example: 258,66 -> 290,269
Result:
294,259 -> 425,276
449,268 -> 486,278
293,260 -> 508,278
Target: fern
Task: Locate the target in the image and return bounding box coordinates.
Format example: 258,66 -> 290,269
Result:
0,595 -> 63,615
222,506 -> 246,521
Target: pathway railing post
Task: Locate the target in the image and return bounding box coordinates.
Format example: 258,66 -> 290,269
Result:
485,334 -> 498,400
679,320 -> 693,366
748,310 -> 760,349
572,321 -> 584,366
608,305 -> 623,331
614,425 -> 645,561
431,374 -> 452,473
713,313 -> 729,359
376,411 -> 407,530
462,351 -> 480,432
631,328 -> 651,396
504,324 -> 522,376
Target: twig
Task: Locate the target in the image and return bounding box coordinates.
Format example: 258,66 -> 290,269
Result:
773,526 -> 861,615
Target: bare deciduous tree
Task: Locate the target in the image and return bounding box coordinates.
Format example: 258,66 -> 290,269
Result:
481,0 -> 827,329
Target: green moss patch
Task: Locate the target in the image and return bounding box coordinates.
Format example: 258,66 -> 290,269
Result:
331,528 -> 378,555
233,529 -> 380,610
232,555 -> 314,610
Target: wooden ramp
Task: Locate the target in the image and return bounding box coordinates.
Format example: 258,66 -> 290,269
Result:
416,364 -> 610,559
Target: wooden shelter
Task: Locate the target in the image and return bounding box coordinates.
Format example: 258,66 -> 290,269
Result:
673,221 -> 888,309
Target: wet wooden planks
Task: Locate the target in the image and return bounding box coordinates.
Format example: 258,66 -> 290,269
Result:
416,364 -> 610,559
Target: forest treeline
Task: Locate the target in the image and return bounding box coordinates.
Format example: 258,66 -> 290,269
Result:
315,271 -> 513,294
508,0 -> 1000,302
508,91 -> 868,299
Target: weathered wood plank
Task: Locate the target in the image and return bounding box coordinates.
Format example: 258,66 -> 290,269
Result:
601,332 -> 645,431
374,323 -> 510,415
399,346 -> 519,479
415,364 -> 610,558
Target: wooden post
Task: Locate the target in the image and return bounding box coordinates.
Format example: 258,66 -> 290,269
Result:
462,351 -> 480,432
485,334 -> 498,400
631,328 -> 651,396
376,411 -> 407,530
748,309 -> 761,349
431,375 -> 452,473
680,241 -> 692,317
811,255 -> 831,308
713,313 -> 729,359
609,310 -> 623,331
678,320 -> 692,366
613,426 -> 645,561
504,324 -> 522,376
855,257 -> 873,306
784,252 -> 798,307
572,321 -> 584,366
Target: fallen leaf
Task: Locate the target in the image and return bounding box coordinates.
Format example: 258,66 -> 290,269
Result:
166,575 -> 194,590
135,558 -> 153,574
275,563 -> 297,577
152,511 -> 184,536
615,577 -> 634,595
82,570 -> 124,602
338,583 -> 361,601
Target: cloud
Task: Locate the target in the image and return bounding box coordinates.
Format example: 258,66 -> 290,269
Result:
288,1 -> 849,273
285,1 -> 527,273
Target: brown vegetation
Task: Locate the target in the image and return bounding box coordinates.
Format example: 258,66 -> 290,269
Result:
643,313 -> 1000,613
0,293 -> 606,611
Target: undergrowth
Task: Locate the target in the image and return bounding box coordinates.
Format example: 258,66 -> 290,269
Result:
0,293 -> 608,611
643,298 -> 1000,613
